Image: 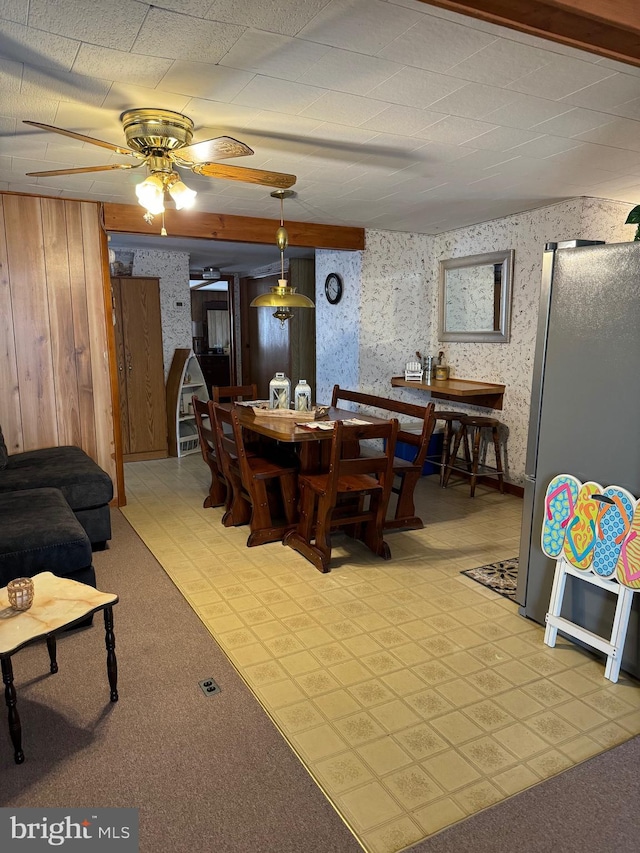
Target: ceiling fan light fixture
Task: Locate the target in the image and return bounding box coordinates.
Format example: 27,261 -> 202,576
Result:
135,173 -> 165,215
168,177 -> 197,210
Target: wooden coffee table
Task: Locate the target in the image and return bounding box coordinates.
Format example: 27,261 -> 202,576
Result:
0,571 -> 119,764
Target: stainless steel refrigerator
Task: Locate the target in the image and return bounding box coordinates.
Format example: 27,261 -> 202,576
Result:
517,239 -> 640,677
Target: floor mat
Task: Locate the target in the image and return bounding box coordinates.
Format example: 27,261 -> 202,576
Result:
461,558 -> 518,601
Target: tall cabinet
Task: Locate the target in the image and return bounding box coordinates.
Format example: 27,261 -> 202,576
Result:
112,276 -> 168,462
166,348 -> 209,457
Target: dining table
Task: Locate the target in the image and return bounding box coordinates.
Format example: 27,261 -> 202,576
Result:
231,403 -> 392,474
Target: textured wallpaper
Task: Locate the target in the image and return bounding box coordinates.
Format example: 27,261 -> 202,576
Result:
315,249 -> 362,406
131,249 -> 192,380
316,198 -> 637,485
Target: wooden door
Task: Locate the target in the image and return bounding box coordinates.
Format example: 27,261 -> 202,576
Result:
112,277 -> 167,460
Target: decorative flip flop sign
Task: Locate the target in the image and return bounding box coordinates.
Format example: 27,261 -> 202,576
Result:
542,474 -> 639,587
541,474 -> 639,683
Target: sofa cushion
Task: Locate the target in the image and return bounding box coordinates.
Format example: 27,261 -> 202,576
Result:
0,446 -> 113,510
0,488 -> 92,587
0,426 -> 7,470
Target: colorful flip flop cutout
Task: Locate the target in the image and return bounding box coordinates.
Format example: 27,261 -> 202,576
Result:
562,481 -> 602,570
616,501 -> 640,589
592,486 -> 635,578
541,474 -> 581,558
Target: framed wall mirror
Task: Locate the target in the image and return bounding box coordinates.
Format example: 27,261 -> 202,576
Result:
438,249 -> 514,343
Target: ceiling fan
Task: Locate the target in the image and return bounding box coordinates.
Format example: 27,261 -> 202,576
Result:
23,108 -> 297,232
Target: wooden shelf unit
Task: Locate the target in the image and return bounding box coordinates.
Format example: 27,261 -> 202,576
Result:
167,349 -> 209,457
391,376 -> 505,410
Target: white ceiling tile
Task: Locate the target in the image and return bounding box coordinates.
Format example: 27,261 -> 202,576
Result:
298,48 -> 400,95
297,0 -> 421,54
284,120 -> 373,144
507,57 -> 615,99
182,98 -> 261,129
0,56 -> 21,95
532,107 -> 614,137
148,1 -> 215,15
102,82 -> 191,114
612,98 -> 640,121
52,102 -> 122,136
415,140 -> 475,164
2,91 -> 59,122
0,0 -> 29,24
548,143 -> 640,175
220,30 -> 330,80
428,83 -> 516,120
0,19 -> 80,70
559,73 -> 640,110
360,105 -> 444,135
481,94 -> 570,129
300,90 -> 389,124
132,7 -> 244,62
0,116 -> 17,134
466,126 -> 542,151
158,62 -> 254,101
368,66 -> 464,109
73,45 -> 173,88
507,135 -> 581,159
413,116 -> 495,145
204,0 -> 331,37
232,76 -> 323,113
448,39 -> 551,87
28,0 -> 147,51
594,57 -> 640,78
21,66 -> 110,106
377,15 -> 496,73
576,118 -> 640,154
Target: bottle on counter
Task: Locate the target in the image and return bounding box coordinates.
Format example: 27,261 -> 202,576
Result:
435,350 -> 450,381
294,379 -> 312,411
269,372 -> 291,409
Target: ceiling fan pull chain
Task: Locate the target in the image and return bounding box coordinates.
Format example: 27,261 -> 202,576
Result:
161,210 -> 167,237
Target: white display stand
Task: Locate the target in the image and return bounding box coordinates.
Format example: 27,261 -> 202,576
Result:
544,558 -> 635,683
166,348 -> 209,457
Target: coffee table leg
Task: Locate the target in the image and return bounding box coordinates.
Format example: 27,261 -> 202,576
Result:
46,635 -> 58,674
1,656 -> 24,764
104,606 -> 118,702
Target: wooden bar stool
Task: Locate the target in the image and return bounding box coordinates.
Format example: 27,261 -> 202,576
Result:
444,415 -> 505,497
432,411 -> 467,487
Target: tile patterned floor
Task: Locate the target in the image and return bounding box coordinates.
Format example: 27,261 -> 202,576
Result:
122,456 -> 640,853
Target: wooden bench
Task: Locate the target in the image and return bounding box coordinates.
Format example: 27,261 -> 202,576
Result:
330,386 -> 436,531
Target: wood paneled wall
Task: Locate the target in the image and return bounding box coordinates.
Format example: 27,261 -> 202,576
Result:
0,193 -> 119,498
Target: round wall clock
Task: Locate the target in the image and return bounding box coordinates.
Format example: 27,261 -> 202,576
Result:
324,272 -> 343,305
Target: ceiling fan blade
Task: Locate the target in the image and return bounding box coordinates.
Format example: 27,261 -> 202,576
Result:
174,136 -> 254,165
192,162 -> 296,189
25,163 -> 143,177
23,121 -> 136,157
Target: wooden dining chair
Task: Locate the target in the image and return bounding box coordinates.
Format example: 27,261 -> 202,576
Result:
330,386 -> 436,530
192,395 -> 226,508
212,384 -> 258,403
284,419 -> 399,573
211,403 -> 298,547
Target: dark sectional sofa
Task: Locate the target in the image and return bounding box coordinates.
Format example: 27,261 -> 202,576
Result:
0,428 -> 113,589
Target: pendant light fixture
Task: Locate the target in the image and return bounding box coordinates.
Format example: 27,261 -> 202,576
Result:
250,189 -> 315,328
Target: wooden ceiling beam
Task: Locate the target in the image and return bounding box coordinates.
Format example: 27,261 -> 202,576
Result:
418,0 -> 640,67
102,202 -> 364,251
